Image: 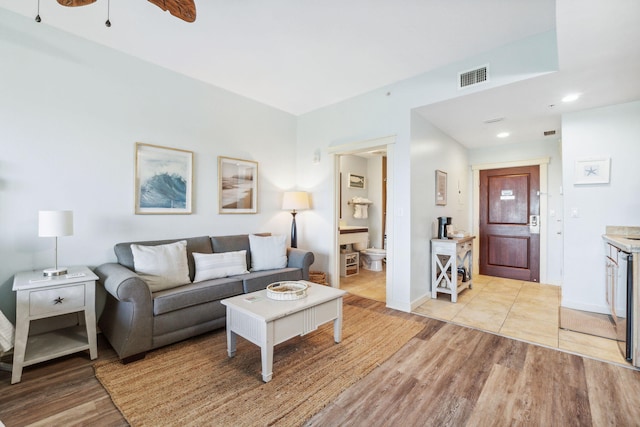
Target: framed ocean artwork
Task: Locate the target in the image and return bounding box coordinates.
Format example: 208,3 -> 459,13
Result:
135,143 -> 193,214
218,156 -> 258,214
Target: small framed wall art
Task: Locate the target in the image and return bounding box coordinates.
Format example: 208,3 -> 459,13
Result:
348,173 -> 365,189
574,157 -> 610,185
435,169 -> 447,206
218,156 -> 258,214
135,143 -> 193,214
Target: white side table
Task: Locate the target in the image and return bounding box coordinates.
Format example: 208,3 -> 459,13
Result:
11,266 -> 98,384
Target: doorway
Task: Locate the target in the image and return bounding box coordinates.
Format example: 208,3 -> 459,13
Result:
337,151 -> 387,302
479,165 -> 540,282
472,157 -> 549,283
329,136 -> 395,304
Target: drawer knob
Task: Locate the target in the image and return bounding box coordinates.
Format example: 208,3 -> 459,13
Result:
54,296 -> 64,304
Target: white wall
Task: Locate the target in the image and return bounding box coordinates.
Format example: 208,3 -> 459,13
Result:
468,139 -> 564,285
339,155 -> 369,228
339,154 -> 385,248
366,155 -> 385,249
410,112 -> 470,302
561,101 -> 640,313
296,30 -> 558,311
0,11 -> 298,321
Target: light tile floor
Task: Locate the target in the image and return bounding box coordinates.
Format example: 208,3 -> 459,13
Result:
339,265 -> 386,302
341,271 -> 630,367
416,275 -> 628,366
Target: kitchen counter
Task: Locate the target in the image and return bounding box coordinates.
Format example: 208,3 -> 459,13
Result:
603,226 -> 640,253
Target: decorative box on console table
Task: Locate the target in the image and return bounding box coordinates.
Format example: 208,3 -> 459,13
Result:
431,236 -> 475,303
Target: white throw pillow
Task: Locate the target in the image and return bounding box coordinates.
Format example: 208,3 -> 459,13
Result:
249,234 -> 288,271
192,250 -> 249,282
131,240 -> 190,292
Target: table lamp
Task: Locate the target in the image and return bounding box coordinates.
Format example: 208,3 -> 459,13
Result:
282,192 -> 309,248
39,210 -> 74,276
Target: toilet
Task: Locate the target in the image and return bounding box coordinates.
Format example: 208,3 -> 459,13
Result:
354,242 -> 386,272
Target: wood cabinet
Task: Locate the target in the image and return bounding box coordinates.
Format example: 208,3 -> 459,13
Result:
431,237 -> 475,302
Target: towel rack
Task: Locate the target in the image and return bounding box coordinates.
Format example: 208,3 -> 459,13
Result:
347,200 -> 373,205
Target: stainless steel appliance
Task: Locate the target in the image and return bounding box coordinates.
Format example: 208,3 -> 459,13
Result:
605,243 -> 634,360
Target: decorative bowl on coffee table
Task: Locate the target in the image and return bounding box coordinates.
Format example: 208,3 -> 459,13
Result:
266,281 -> 309,300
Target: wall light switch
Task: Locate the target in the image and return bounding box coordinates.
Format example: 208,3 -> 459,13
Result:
570,208 -> 579,218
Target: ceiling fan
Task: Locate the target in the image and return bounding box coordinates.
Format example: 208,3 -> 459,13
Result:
56,0 -> 197,23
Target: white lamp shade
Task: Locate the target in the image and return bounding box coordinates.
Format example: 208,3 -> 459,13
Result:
282,192 -> 309,211
39,210 -> 74,237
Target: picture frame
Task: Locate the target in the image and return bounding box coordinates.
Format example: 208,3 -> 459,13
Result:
135,143 -> 193,214
574,157 -> 610,185
435,170 -> 447,206
348,173 -> 365,189
218,156 -> 258,214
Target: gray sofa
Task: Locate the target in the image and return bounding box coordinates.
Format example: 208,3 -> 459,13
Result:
95,234 -> 314,362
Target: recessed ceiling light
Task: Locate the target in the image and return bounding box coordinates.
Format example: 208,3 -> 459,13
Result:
497,132 -> 510,138
562,93 -> 581,103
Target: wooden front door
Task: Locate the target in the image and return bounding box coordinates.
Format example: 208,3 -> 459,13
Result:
479,165 -> 540,282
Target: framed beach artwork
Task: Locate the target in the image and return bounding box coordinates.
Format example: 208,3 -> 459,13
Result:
435,169 -> 447,206
348,173 -> 365,189
218,156 -> 258,214
135,143 -> 193,214
574,157 -> 610,185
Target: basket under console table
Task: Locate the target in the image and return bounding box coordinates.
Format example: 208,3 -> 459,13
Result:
431,236 -> 475,302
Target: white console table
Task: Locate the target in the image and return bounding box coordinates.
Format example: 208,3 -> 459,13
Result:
431,236 -> 475,302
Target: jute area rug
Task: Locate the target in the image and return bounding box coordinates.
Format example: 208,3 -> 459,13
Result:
560,307 -> 617,340
94,302 -> 425,427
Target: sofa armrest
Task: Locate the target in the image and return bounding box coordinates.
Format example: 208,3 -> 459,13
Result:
287,248 -> 315,280
95,263 -> 153,360
96,263 -> 151,302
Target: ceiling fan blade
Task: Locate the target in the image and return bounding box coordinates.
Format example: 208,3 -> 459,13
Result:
147,0 -> 197,23
57,0 -> 97,6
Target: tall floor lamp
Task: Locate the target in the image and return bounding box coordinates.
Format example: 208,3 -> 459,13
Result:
282,192 -> 309,248
39,210 -> 74,276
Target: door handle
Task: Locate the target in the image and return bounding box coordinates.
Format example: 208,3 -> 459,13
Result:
529,215 -> 540,234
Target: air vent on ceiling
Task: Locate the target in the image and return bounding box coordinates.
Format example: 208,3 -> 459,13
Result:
544,130 -> 557,136
458,65 -> 489,89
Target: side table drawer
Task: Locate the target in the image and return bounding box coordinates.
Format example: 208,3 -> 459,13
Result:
29,284 -> 86,316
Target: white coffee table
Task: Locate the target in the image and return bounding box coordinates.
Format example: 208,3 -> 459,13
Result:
221,281 -> 347,382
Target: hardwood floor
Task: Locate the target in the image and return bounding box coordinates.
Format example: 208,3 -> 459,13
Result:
0,335 -> 126,426
342,270 -> 627,366
307,297 -> 640,426
415,275 -> 628,366
2,295 -> 640,426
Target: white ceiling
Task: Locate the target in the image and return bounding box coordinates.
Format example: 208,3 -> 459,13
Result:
416,0 -> 640,148
2,0 -> 639,148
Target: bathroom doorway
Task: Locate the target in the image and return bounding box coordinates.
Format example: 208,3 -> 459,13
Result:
337,149 -> 388,302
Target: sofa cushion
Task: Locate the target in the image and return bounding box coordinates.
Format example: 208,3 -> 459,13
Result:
153,277 -> 244,315
131,240 -> 191,292
249,234 -> 287,271
193,250 -> 249,282
241,268 -> 303,293
210,233 -> 270,272
114,236 -> 213,282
